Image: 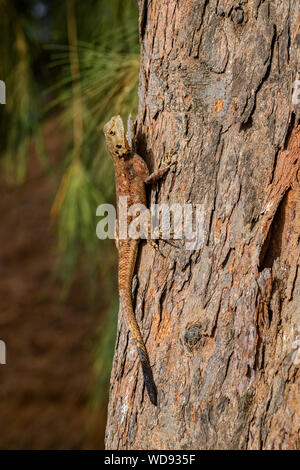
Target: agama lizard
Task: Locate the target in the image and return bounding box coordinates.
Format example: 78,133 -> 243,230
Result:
103,115 -> 175,405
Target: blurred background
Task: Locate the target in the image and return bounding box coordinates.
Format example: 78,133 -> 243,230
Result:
0,0 -> 139,449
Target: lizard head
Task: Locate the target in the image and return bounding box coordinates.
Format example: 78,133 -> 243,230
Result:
103,115 -> 130,158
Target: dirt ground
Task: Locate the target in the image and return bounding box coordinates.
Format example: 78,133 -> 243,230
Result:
0,119 -> 107,449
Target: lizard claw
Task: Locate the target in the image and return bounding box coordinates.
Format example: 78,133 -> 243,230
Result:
149,239 -> 165,257
163,150 -> 177,169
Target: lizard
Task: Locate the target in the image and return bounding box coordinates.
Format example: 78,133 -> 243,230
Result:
103,115 -> 175,406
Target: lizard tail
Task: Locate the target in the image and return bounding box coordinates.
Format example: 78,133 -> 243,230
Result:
119,289 -> 157,406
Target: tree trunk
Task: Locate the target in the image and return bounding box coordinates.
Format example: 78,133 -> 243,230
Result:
105,0 -> 300,450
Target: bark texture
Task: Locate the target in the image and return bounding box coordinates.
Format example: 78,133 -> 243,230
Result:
105,0 -> 300,449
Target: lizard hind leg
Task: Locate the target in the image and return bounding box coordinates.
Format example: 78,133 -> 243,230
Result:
145,209 -> 166,257
148,239 -> 165,257
147,210 -> 177,254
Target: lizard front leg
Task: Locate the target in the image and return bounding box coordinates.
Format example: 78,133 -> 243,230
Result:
144,152 -> 177,253
144,151 -> 177,185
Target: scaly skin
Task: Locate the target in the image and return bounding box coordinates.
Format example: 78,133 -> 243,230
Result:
118,238 -> 157,405
103,115 -> 174,405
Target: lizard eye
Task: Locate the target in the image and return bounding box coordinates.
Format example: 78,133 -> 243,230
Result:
116,145 -> 122,149
109,131 -> 116,136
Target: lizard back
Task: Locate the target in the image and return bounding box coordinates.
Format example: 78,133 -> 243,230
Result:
113,152 -> 157,405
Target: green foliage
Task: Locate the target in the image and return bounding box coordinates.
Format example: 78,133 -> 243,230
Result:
51,159 -> 102,294
92,294 -> 119,405
0,0 -> 45,182
48,0 -> 140,403
49,0 -> 139,292
0,0 -> 140,408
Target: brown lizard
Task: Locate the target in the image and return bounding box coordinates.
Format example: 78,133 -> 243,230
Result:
103,115 -> 175,405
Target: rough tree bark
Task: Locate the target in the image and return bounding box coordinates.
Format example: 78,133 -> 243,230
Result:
105,0 -> 300,449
